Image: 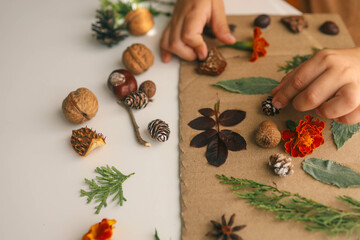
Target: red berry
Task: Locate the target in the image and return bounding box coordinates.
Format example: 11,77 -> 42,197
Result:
107,69 -> 137,100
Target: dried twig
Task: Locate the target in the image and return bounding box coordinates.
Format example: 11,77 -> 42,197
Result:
117,100 -> 151,147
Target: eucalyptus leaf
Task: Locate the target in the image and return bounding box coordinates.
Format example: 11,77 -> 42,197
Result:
214,77 -> 279,95
331,121 -> 360,150
302,158 -> 360,188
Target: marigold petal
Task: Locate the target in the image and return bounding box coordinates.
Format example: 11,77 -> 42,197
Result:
82,219 -> 116,240
282,129 -> 295,140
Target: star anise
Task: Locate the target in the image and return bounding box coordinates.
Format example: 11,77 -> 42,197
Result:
207,214 -> 246,240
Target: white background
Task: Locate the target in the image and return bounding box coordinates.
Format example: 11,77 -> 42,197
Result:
0,0 -> 299,239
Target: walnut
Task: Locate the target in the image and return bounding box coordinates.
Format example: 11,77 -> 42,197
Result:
71,127 -> 106,156
62,88 -> 98,123
255,120 -> 281,148
123,43 -> 154,75
139,80 -> 156,98
125,8 -> 154,36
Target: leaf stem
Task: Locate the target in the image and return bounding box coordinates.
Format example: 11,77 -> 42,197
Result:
117,100 -> 151,147
218,41 -> 253,52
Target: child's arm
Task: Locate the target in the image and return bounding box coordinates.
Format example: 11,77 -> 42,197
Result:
160,0 -> 236,62
271,48 -> 360,124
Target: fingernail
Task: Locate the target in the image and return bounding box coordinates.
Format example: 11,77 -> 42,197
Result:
198,52 -> 205,60
273,101 -> 282,109
225,33 -> 236,43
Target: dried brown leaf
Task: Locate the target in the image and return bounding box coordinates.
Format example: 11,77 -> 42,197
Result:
219,130 -> 247,151
206,137 -> 228,167
190,130 -> 217,148
199,108 -> 215,117
188,116 -> 216,130
219,110 -> 246,126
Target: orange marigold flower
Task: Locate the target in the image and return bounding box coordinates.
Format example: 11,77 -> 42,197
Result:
82,218 -> 116,240
250,27 -> 270,62
218,27 -> 269,62
282,115 -> 325,157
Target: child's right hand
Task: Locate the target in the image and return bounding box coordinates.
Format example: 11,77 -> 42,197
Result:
160,0 -> 236,63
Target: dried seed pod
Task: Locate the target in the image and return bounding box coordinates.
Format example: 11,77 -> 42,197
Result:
262,96 -> 280,116
281,15 -> 308,33
62,88 -> 98,124
125,8 -> 154,35
255,120 -> 281,148
122,43 -> 154,75
269,153 -> 294,177
139,80 -> 156,98
71,127 -> 106,156
319,21 -> 339,35
254,14 -> 271,28
148,119 -> 170,142
197,48 -> 227,76
123,91 -> 149,109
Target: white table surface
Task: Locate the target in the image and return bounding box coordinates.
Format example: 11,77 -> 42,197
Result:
0,1 -> 299,239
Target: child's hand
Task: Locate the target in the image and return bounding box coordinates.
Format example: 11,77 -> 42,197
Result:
271,48 -> 360,124
160,0 -> 236,62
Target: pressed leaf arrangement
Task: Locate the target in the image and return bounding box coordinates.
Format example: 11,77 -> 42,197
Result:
302,158 -> 360,188
331,121 -> 360,150
218,174 -> 360,238
80,165 -> 134,214
214,77 -> 278,95
188,101 -> 246,167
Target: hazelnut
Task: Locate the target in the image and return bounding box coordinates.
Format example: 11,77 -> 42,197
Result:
125,8 -> 154,36
139,80 -> 156,98
255,120 -> 281,148
62,88 -> 98,124
123,43 -> 154,75
107,69 -> 137,100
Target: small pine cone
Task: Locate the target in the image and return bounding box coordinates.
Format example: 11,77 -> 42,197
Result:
92,9 -> 128,47
262,96 -> 280,116
148,119 -> 170,142
123,91 -> 149,109
269,153 -> 294,177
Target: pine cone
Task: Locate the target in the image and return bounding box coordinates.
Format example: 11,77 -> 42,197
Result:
123,91 -> 149,109
262,96 -> 280,116
92,9 -> 128,47
148,119 -> 170,142
269,153 -> 294,177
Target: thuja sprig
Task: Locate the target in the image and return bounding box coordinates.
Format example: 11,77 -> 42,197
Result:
81,165 -> 134,214
278,54 -> 312,73
217,174 -> 360,238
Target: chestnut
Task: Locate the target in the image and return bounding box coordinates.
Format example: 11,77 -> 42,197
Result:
107,69 -> 137,100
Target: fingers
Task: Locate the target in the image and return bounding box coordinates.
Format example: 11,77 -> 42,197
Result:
334,105 -> 360,125
315,83 -> 360,121
291,68 -> 341,111
271,51 -> 329,109
211,0 -> 236,44
160,26 -> 172,63
181,11 -> 208,59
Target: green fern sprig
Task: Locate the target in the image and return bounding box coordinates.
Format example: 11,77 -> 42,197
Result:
81,165 -> 134,214
217,174 -> 360,238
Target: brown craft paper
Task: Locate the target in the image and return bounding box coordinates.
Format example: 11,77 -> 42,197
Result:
179,14 -> 360,240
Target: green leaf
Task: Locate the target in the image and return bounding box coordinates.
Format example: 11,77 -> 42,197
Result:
214,77 -> 279,95
155,229 -> 160,240
218,41 -> 253,51
331,121 -> 360,150
80,165 -> 134,214
302,158 -> 360,188
286,120 -> 297,132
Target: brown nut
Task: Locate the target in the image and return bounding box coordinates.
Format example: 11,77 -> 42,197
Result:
197,48 -> 227,76
255,120 -> 281,148
139,80 -> 156,98
62,88 -> 98,124
123,43 -> 154,75
125,8 -> 154,36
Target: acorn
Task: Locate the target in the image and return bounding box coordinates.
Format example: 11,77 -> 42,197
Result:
255,120 -> 281,148
139,80 -> 156,98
